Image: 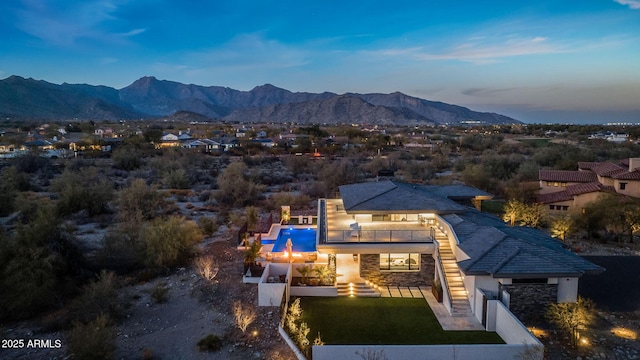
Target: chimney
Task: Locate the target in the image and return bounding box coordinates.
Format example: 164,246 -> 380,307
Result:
630,158 -> 640,171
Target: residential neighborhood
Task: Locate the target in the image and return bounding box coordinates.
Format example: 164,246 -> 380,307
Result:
1,120 -> 640,360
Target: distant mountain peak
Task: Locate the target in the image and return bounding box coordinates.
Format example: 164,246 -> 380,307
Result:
0,75 -> 521,124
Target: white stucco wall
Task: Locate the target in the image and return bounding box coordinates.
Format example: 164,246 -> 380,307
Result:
556,277 -> 579,303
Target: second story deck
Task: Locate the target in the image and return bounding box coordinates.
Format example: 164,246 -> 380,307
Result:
318,198 -> 435,253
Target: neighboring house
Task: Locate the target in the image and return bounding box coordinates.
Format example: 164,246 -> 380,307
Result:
157,133 -> 181,148
538,158 -> 640,209
94,127 -> 114,138
538,170 -> 598,194
316,180 -> 602,322
250,138 -> 276,148
213,136 -> 239,151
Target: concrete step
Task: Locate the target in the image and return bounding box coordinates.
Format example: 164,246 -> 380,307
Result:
336,283 -> 380,297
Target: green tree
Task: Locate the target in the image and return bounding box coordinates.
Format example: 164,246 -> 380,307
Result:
141,216 -> 202,267
546,297 -> 595,347
245,206 -> 259,231
520,202 -> 545,228
551,216 -> 574,241
502,199 -> 525,226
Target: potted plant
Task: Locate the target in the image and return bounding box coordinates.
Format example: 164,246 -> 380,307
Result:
244,239 -> 263,277
296,264 -> 312,285
432,276 -> 443,302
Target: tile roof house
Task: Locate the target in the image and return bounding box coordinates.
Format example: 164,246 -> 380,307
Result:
317,180 -> 602,323
538,158 -> 640,212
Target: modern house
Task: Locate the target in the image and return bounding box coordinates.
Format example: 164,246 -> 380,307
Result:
318,181 -> 603,323
251,180 -> 603,359
538,158 -> 640,212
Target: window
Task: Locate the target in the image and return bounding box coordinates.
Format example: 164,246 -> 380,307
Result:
512,278 -> 547,284
561,182 -> 567,187
546,181 -> 552,186
562,206 -> 569,211
380,253 -> 420,271
549,205 -> 555,210
554,182 -> 559,187
620,182 -> 627,190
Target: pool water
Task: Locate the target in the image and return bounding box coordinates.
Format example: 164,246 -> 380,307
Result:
272,228 -> 317,252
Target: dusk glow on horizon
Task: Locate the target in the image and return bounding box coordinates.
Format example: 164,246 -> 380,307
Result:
1,0 -> 639,124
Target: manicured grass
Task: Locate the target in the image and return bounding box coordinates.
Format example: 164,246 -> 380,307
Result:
299,297 -> 504,345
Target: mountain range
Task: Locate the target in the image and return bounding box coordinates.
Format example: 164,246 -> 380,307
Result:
0,75 -> 520,125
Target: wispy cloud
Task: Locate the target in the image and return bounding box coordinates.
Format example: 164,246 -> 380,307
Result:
14,0 -> 144,46
375,35 -> 565,64
615,0 -> 640,9
189,33 -> 310,70
462,88 -> 517,97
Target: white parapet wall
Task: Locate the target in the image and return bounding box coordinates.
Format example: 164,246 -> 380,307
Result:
311,297 -> 543,360
258,263 -> 290,306
313,344 -> 542,360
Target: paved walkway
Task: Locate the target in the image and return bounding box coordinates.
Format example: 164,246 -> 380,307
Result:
380,285 -> 485,331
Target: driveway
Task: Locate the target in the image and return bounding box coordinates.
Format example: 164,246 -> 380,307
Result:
579,256 -> 640,312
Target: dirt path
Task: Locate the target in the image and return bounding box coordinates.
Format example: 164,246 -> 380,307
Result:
114,239 -> 295,360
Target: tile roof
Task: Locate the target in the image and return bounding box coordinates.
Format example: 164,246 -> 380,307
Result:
539,170 -> 597,183
537,182 -> 607,204
338,181 -> 469,214
612,170 -> 640,180
589,162 -> 627,177
444,210 -> 604,278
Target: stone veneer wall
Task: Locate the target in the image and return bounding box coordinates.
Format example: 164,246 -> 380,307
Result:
499,283 -> 557,323
359,254 -> 434,287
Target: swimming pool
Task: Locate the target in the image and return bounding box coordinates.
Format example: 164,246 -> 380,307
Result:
272,228 -> 317,252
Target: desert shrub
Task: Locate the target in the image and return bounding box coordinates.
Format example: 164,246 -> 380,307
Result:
0,206 -> 65,321
197,216 -> 219,237
163,168 -> 190,189
150,283 -> 169,303
267,192 -> 312,211
197,334 -> 223,352
194,255 -> 219,281
141,216 -> 202,268
97,229 -> 144,273
11,154 -> 51,173
67,314 -> 116,360
51,168 -> 114,216
232,300 -> 256,333
112,146 -> 144,171
216,162 -> 265,207
118,178 -> 165,222
67,271 -> 124,325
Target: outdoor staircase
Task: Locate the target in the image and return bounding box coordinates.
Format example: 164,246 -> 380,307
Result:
434,229 -> 473,316
337,282 -> 380,297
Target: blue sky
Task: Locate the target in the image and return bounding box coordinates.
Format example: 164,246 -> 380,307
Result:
1,0 -> 639,124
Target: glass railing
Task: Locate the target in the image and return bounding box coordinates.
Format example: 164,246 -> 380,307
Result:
325,229 -> 433,243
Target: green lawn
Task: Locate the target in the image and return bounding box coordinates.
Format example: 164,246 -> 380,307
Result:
299,297 -> 504,345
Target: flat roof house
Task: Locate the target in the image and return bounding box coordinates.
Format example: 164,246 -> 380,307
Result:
319,181 -> 603,322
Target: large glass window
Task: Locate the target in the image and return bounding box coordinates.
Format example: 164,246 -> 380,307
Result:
379,253 -> 420,271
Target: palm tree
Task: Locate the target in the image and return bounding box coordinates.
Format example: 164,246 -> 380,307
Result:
313,265 -> 333,285
296,265 -> 312,285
